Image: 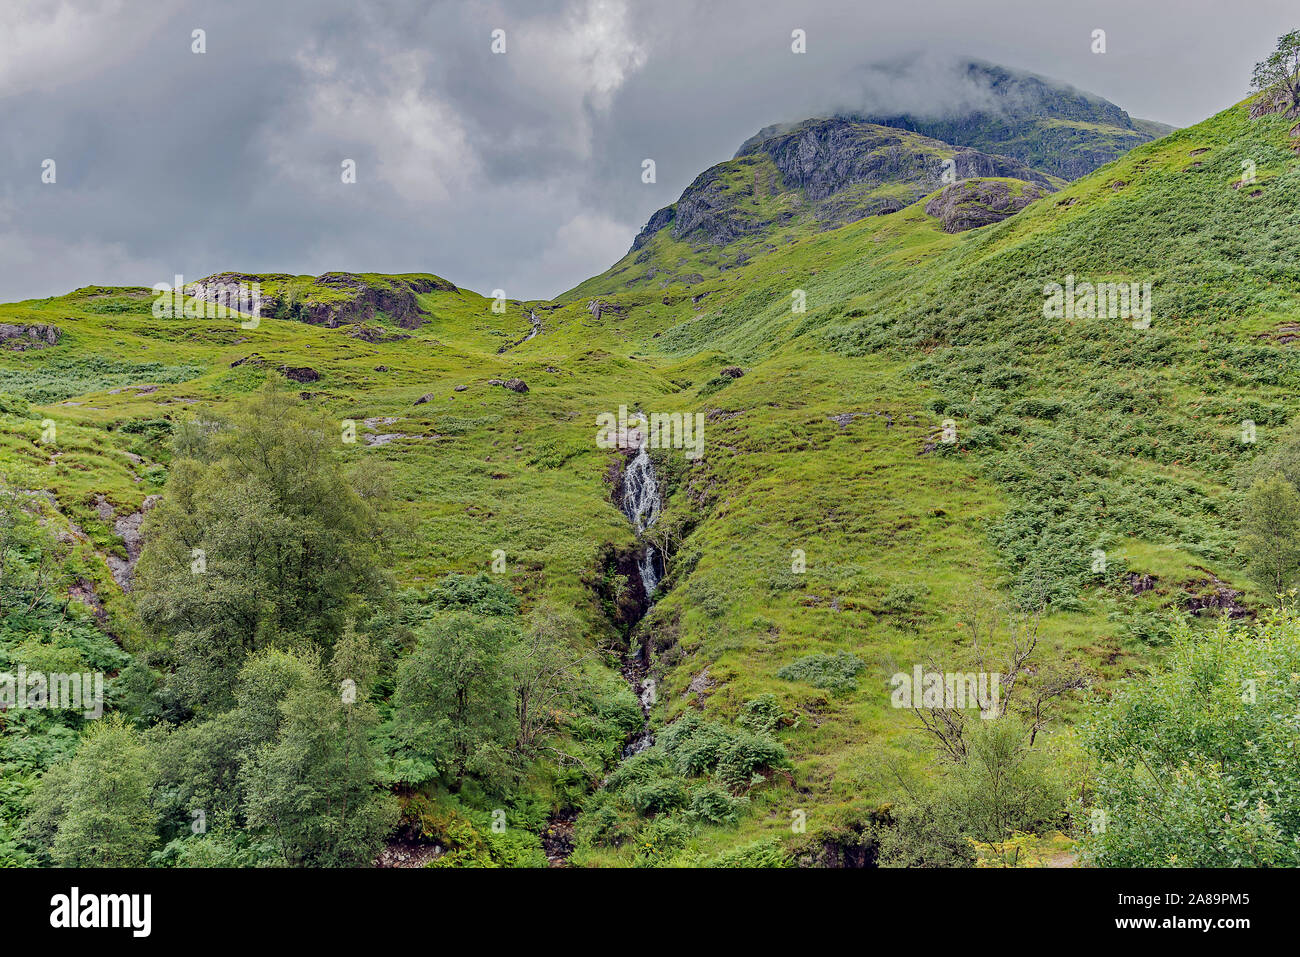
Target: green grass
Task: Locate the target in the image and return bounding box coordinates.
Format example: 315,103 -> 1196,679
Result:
3,93 -> 1299,864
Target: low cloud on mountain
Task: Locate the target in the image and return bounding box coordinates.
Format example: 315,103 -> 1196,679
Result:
1,0 -> 1294,301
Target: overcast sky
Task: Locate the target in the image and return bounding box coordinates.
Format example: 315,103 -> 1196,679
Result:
2,0 -> 1296,303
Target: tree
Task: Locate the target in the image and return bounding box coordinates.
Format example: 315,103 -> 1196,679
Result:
510,605 -> 589,753
906,586 -> 1084,759
23,716 -> 158,866
940,718 -> 1064,842
147,650 -> 314,839
134,382 -> 394,712
392,612 -> 518,785
1080,612 -> 1300,866
1239,472 -> 1300,596
239,642 -> 397,866
1251,30 -> 1300,114
877,719 -> 1064,867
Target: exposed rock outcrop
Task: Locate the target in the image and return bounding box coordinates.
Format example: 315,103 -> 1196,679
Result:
1249,86 -> 1300,120
748,118 -> 1054,200
196,272 -> 456,330
924,178 -> 1046,233
854,60 -> 1169,179
0,323 -> 62,350
348,325 -> 412,343
631,117 -> 1054,251
101,494 -> 161,592
229,354 -> 321,383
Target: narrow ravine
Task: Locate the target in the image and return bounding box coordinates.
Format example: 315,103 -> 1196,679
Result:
617,433 -> 662,756
500,309 -> 543,353
621,442 -> 661,601
543,431 -> 664,865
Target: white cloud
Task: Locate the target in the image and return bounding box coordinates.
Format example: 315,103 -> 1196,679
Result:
0,0 -> 173,99
525,209 -> 639,290
264,45 -> 476,203
500,0 -> 649,158
563,0 -> 648,105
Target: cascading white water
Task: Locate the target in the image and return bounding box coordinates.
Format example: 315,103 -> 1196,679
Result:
620,444 -> 661,596
615,433 -> 663,757
523,309 -> 541,341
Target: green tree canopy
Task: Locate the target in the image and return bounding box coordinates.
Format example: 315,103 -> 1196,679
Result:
239,639 -> 397,866
135,382 -> 394,711
1251,29 -> 1300,113
1081,611 -> 1300,866
1239,472 -> 1300,596
23,715 -> 158,867
391,611 -> 519,787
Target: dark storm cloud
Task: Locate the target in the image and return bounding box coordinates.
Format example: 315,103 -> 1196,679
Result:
2,0 -> 1296,302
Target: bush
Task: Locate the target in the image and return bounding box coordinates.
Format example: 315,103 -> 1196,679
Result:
0,392 -> 31,417
633,815 -> 693,866
689,783 -> 748,826
626,776 -> 688,816
704,837 -> 791,868
657,712 -> 730,776
880,582 -> 929,615
573,795 -> 631,850
876,719 -> 1062,867
737,694 -> 785,735
777,651 -> 865,693
1080,611 -> 1300,866
715,730 -> 787,790
422,574 -> 519,617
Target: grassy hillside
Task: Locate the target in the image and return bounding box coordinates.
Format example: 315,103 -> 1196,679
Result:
3,91 -> 1298,866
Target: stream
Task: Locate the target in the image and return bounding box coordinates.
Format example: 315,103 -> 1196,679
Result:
543,434 -> 664,864
617,435 -> 662,757
498,309 -> 543,353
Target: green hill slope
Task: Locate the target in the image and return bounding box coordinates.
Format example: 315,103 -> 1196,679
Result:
3,89 -> 1298,866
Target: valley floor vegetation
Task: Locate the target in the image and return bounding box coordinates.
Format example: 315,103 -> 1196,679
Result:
3,383 -> 1299,868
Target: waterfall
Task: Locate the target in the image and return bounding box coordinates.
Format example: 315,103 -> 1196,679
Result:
615,435 -> 662,757
620,444 -> 661,596
523,309 -> 541,341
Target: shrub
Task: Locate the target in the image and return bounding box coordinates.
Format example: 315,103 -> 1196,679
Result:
626,776 -> 688,816
573,796 -> 630,849
658,712 -> 731,776
706,837 -> 790,867
715,730 -> 786,790
736,694 -> 785,735
880,583 -> 929,615
422,573 -> 519,617
777,651 -> 864,693
1080,611 -> 1300,866
632,815 -> 693,866
688,783 -> 748,826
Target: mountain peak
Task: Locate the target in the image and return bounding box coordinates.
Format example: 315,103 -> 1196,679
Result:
609,60 -> 1172,291
625,117 -> 1057,262
851,58 -> 1173,179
